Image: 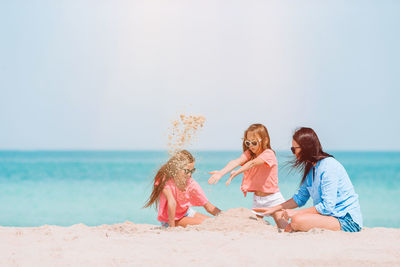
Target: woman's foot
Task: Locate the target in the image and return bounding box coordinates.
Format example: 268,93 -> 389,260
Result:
284,223 -> 294,232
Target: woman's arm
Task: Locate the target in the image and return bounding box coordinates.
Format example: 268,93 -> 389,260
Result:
226,157 -> 265,185
281,169 -> 339,220
203,202 -> 221,216
253,198 -> 299,216
162,187 -> 176,227
208,155 -> 247,184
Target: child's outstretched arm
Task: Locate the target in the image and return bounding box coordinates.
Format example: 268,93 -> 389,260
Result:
208,155 -> 248,184
162,187 -> 177,227
203,202 -> 221,216
225,157 -> 265,185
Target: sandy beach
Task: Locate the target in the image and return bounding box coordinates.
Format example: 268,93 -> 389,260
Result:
2,208 -> 399,266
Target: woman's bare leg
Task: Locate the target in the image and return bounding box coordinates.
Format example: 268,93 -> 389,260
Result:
176,212 -> 210,227
290,213 -> 340,232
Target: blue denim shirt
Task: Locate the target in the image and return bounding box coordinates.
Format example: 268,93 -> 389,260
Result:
292,157 -> 363,228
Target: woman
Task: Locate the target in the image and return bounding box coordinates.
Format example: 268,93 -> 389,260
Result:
254,127 -> 362,232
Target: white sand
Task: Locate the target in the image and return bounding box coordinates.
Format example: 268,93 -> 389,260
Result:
2,208 -> 399,266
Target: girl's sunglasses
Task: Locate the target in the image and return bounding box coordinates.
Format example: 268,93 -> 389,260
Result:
183,168 -> 196,175
291,146 -> 301,154
244,140 -> 260,147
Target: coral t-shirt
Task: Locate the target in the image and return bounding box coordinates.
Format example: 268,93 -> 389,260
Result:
157,178 -> 208,222
240,149 -> 280,196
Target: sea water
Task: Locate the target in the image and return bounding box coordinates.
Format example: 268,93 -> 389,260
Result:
0,151 -> 399,227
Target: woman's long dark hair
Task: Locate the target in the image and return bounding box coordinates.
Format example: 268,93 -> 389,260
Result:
291,127 -> 333,185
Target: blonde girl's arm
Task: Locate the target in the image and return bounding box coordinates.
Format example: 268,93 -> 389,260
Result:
203,202 -> 221,216
225,157 -> 265,185
162,187 -> 176,227
208,155 -> 248,185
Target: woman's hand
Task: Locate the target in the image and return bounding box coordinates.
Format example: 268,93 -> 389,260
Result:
253,207 -> 277,216
282,209 -> 297,220
225,170 -> 239,186
208,171 -> 223,184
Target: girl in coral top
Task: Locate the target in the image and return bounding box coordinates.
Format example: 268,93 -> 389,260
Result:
208,124 -> 287,229
144,150 -> 221,227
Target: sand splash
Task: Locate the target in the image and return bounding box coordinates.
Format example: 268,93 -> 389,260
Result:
162,114 -> 206,190
167,114 -> 206,155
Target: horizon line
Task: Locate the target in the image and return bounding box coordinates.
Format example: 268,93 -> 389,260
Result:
0,149 -> 399,153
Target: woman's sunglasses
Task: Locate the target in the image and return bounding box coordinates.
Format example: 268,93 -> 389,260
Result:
291,146 -> 301,154
244,140 -> 261,147
183,168 -> 196,175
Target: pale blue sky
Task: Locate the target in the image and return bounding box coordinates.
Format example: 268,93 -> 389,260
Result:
1,1 -> 399,151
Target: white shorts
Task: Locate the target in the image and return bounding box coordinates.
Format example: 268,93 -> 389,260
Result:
252,192 -> 285,210
185,207 -> 196,218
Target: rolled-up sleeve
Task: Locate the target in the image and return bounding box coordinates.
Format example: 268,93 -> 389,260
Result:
315,169 -> 339,215
258,150 -> 276,167
292,181 -> 310,207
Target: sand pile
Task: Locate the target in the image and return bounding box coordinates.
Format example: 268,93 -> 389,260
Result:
182,208 -> 276,232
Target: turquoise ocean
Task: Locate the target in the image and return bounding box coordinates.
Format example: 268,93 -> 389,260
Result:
0,151 -> 399,228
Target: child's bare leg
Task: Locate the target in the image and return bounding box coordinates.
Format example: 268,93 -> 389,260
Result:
193,212 -> 210,221
273,210 -> 288,229
176,213 -> 209,227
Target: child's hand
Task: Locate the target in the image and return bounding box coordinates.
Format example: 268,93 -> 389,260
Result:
225,170 -> 238,186
230,170 -> 239,178
208,171 -> 222,184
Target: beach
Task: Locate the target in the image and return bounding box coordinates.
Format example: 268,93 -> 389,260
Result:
2,208 -> 399,266
2,0 -> 400,265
